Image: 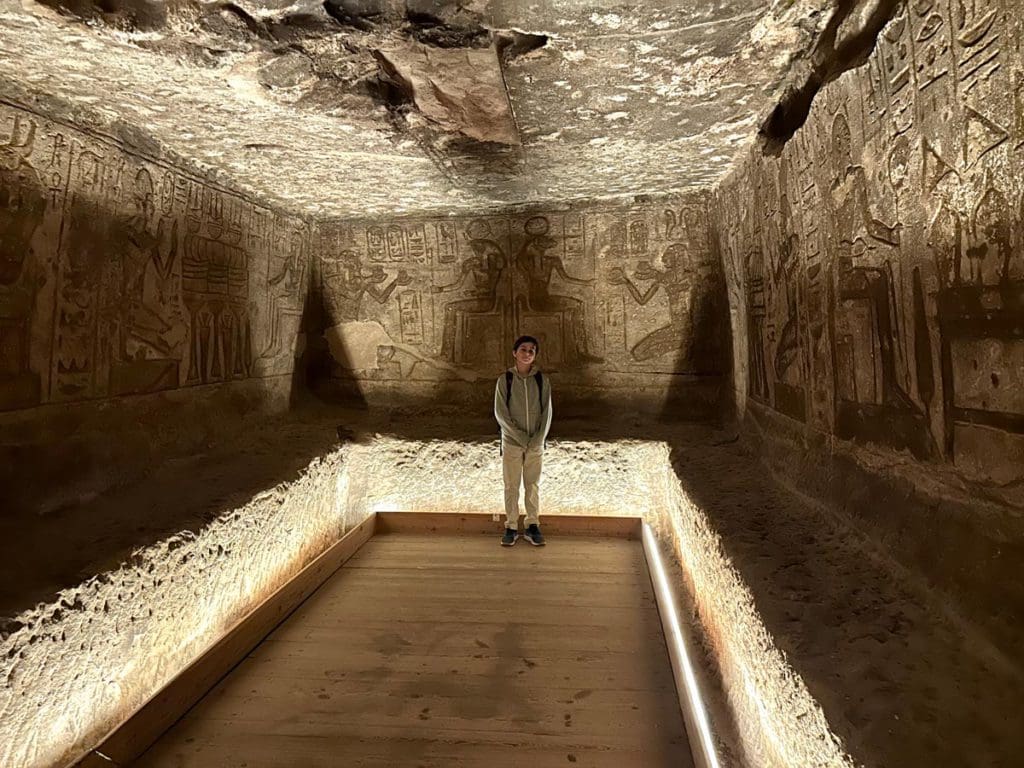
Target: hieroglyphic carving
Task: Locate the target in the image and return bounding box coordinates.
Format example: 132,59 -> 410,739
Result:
607,243 -> 696,363
384,225 -> 404,262
108,166 -> 183,395
0,115 -> 48,410
911,0 -> 953,96
406,223 -> 427,263
319,226 -> 481,381
366,226 -> 386,262
182,195 -> 249,385
253,218 -> 307,376
629,219 -> 648,255
602,294 -> 627,355
435,221 -> 457,264
562,213 -> 585,262
955,1 -> 1012,170
716,0 -> 1024,486
511,214 -> 603,365
398,290 -> 424,344
878,5 -> 916,138
0,99 -> 309,413
609,220 -> 627,253
600,202 -> 719,374
316,198 -> 725,384
433,217 -> 508,366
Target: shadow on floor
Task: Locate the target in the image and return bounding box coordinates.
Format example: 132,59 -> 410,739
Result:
5,395 -> 1022,767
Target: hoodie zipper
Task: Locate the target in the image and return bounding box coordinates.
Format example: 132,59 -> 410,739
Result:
523,374 -> 530,435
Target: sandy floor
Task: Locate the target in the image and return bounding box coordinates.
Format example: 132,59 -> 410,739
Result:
664,433 -> 1023,768
3,404 -> 1021,767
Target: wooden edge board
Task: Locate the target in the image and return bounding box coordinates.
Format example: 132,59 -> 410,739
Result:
641,523 -> 713,768
375,511 -> 642,539
70,513 -> 378,768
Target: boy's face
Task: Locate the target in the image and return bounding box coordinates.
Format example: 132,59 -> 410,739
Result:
513,342 -> 537,368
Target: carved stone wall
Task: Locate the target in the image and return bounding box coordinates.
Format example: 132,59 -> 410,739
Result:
0,100 -> 310,413
0,100 -> 311,513
715,1 -> 1024,498
314,195 -> 727,412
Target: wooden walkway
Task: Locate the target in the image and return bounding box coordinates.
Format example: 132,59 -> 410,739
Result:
137,532 -> 692,767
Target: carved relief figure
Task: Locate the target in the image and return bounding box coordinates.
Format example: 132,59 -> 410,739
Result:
322,246 -> 472,380
182,206 -> 250,385
931,178 -> 1024,470
56,195 -> 106,399
322,248 -> 409,324
768,158 -> 802,406
746,243 -> 771,399
0,116 -> 46,410
108,167 -> 183,395
831,112 -> 902,397
708,0 -> 1023,490
793,137 -> 833,430
432,218 -> 507,364
514,215 -> 601,364
966,180 -> 1012,286
830,113 -> 902,254
829,111 -> 937,458
772,225 -> 805,421
607,242 -> 695,365
257,223 -> 307,371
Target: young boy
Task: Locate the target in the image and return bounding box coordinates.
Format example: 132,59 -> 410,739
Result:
494,335 -> 553,546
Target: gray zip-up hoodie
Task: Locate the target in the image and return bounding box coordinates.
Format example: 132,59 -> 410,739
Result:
494,366 -> 553,451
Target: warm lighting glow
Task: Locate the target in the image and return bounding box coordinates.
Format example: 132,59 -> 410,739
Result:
643,522 -> 722,768
0,450 -> 351,768
657,453 -> 857,767
3,435 -> 853,768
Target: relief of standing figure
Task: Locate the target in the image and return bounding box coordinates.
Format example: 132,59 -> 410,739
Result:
120,170 -> 182,363
0,116 -> 46,409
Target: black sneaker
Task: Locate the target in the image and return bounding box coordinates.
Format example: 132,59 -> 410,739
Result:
501,528 -> 518,547
524,524 -> 545,546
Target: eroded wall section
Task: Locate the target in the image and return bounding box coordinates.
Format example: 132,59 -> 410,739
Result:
715,1 -> 1024,497
314,196 -> 727,413
0,100 -> 310,507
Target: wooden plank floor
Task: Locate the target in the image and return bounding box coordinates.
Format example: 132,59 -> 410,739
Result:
137,533 -> 693,767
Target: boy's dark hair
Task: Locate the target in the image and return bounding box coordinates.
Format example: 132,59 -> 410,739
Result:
513,335 -> 539,352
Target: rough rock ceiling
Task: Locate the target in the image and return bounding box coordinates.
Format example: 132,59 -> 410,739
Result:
0,0 -> 831,218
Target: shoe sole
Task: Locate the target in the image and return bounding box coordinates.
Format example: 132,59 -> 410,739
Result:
524,536 -> 545,546
501,536 -> 517,547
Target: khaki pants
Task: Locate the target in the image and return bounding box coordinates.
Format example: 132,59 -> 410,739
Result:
502,444 -> 542,529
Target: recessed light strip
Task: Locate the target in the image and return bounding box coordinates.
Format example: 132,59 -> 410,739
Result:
642,521 -> 721,768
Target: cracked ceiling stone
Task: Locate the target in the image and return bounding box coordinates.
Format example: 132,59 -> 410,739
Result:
35,0 -> 168,28
494,28 -> 549,62
257,50 -> 317,89
758,0 -> 902,153
374,41 -> 519,145
0,0 -> 835,218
